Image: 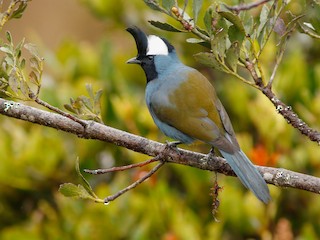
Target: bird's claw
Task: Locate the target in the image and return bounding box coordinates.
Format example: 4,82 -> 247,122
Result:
162,140 -> 182,157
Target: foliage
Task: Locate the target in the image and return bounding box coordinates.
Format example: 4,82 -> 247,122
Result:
0,0 -> 320,239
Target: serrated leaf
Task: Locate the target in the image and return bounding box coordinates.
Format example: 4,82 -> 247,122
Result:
149,20 -> 182,32
218,11 -> 245,34
194,52 -> 226,72
226,42 -> 240,72
193,0 -> 203,23
59,183 -> 92,199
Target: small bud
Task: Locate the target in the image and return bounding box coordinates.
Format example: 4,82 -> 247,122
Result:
171,6 -> 179,17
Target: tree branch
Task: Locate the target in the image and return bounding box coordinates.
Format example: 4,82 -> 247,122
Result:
1,97 -> 320,194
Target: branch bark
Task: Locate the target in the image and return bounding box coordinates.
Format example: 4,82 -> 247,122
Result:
1,97 -> 320,195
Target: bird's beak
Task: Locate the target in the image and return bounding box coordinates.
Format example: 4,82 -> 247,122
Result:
126,57 -> 141,64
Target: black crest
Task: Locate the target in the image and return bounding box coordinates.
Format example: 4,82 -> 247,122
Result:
126,26 -> 148,57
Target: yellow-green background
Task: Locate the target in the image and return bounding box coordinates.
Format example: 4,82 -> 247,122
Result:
0,0 -> 320,239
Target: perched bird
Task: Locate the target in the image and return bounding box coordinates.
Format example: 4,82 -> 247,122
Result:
126,26 -> 270,204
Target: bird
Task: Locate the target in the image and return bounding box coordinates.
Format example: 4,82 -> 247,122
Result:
126,26 -> 271,204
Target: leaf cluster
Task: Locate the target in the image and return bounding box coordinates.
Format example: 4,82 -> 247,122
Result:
0,32 -> 43,100
144,0 -> 320,87
64,84 -> 103,123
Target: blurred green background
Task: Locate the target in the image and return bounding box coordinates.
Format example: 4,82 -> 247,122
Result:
0,0 -> 320,239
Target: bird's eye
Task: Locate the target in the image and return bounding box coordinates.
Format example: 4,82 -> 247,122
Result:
147,55 -> 154,60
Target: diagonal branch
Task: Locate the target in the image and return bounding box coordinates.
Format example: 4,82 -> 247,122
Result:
1,97 -> 320,194
243,59 -> 320,144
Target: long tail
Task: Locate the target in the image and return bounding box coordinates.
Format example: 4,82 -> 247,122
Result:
220,150 -> 271,204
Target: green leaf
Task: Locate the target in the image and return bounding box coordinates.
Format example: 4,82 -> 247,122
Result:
193,0 -> 203,23
86,83 -> 94,100
186,38 -> 210,48
186,38 -> 205,43
226,42 -> 240,72
59,183 -> 92,199
80,96 -> 92,110
144,0 -> 162,11
194,52 -> 225,72
211,26 -> 228,58
64,103 -> 77,114
228,24 -> 245,45
94,89 -> 103,111
257,4 -> 270,39
218,11 -> 245,34
20,58 -> 26,69
6,31 -> 12,43
149,20 -> 183,32
203,5 -> 215,35
4,56 -> 14,67
75,157 -> 98,199
162,0 -> 176,12
9,2 -> 28,19
0,46 -> 13,55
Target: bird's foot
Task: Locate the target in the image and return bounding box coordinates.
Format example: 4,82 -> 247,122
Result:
159,141 -> 182,160
209,147 -> 216,156
165,140 -> 182,149
200,147 -> 216,164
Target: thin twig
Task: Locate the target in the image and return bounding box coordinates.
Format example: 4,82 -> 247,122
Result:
244,58 -> 264,87
34,97 -> 87,128
104,160 -> 165,204
84,158 -> 158,174
267,34 -> 289,88
0,0 -> 19,30
225,0 -> 273,13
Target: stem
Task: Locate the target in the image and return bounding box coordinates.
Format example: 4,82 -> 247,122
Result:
34,97 -> 87,128
104,161 -> 165,204
84,158 -> 158,174
0,0 -> 20,30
